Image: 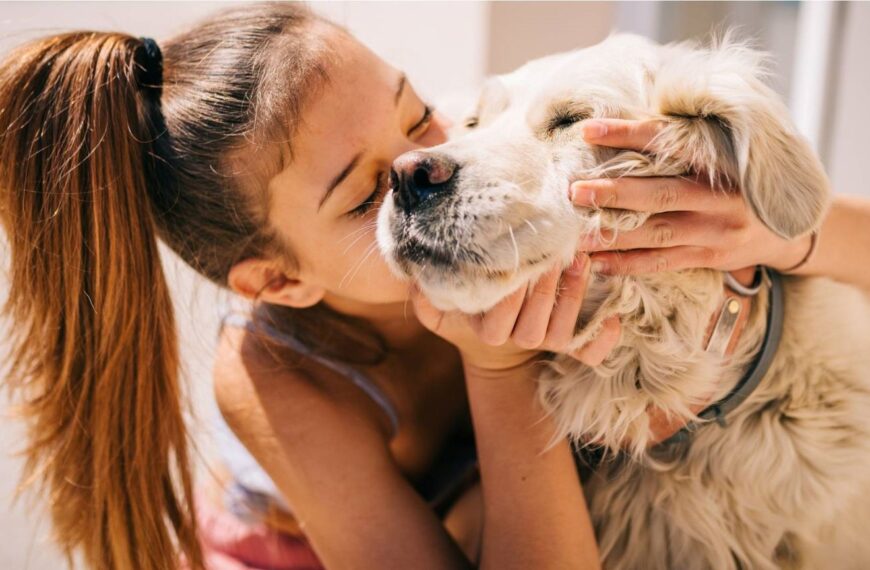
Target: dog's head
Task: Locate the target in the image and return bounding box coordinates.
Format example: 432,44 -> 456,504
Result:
377,35 -> 658,312
376,33 -> 829,313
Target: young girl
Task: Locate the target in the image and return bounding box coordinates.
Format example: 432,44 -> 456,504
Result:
2,4 -> 869,570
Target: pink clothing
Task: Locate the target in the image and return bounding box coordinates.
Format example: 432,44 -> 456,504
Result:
187,490 -> 324,570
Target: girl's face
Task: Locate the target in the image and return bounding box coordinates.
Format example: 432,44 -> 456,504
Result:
263,30 -> 449,314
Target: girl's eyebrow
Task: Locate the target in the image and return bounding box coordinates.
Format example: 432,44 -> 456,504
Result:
319,72 -> 410,213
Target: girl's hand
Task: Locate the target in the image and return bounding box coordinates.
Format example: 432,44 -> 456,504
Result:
410,253 -> 621,372
573,118 -> 816,275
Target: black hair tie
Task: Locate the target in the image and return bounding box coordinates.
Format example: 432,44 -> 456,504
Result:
138,37 -> 163,95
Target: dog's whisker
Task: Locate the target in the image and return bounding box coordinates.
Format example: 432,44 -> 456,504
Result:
338,241 -> 376,289
338,220 -> 378,246
508,225 -> 519,273
337,222 -> 374,244
341,224 -> 377,255
353,241 -> 380,278
343,241 -> 380,289
338,221 -> 377,248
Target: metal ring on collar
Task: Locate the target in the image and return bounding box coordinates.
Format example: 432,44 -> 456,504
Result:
723,265 -> 768,297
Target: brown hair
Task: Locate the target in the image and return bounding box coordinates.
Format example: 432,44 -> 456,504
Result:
0,4 -> 374,569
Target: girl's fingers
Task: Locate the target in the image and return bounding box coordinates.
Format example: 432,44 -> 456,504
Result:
580,118 -> 666,152
570,176 -> 734,214
577,211 -> 728,252
510,263 -> 562,349
543,253 -> 590,351
569,316 -> 621,367
590,245 -> 725,276
471,284 -> 528,346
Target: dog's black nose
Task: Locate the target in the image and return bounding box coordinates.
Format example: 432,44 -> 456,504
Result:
392,151 -> 458,212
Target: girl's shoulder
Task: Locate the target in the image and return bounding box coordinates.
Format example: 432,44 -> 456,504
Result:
213,321 -> 397,448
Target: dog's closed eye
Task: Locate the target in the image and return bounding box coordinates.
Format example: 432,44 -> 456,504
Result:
547,109 -> 589,132
540,102 -> 594,138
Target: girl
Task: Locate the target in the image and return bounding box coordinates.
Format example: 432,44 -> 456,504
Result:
0,5 -> 606,569
2,3 -> 868,570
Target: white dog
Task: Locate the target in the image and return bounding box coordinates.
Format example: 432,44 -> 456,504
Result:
377,33 -> 870,569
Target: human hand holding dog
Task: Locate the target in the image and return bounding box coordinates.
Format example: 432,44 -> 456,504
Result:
409,253 -> 620,373
572,118 -> 817,275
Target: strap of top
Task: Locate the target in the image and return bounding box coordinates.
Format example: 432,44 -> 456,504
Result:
221,312 -> 401,439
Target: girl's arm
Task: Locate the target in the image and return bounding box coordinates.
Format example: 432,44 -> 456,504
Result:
409,253 -> 605,569
213,328 -> 473,570
574,118 -> 870,292
787,194 -> 870,290
462,361 -> 600,570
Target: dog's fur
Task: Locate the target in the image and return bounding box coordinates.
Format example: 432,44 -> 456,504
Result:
376,33 -> 870,569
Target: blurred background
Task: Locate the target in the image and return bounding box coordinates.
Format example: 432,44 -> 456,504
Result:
1,1 -> 866,567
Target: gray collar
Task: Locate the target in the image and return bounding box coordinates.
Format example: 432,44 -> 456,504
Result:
658,267 -> 785,447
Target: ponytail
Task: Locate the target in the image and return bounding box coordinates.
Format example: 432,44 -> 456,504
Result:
0,32 -> 201,569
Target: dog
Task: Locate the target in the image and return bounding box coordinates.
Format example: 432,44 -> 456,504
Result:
376,33 -> 870,569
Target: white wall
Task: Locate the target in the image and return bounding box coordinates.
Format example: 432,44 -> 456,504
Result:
487,2 -> 615,74
827,2 -> 870,198
315,2 -> 488,102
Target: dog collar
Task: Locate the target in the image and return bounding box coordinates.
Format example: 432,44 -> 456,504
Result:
653,266 -> 785,447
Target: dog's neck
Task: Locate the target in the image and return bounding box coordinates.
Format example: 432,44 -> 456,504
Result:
645,266 -> 760,444
539,265 -> 774,456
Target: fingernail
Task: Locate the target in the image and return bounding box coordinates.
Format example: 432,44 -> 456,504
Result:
591,259 -> 609,274
569,181 -> 595,205
581,120 -> 607,140
566,253 -> 588,276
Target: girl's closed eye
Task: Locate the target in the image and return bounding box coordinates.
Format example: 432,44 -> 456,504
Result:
347,102 -> 435,219
409,103 -> 434,135
348,170 -> 390,218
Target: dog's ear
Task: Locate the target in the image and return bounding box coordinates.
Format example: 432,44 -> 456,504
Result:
650,35 -> 830,238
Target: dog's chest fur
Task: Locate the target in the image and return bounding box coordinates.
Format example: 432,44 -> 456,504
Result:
540,268 -> 733,452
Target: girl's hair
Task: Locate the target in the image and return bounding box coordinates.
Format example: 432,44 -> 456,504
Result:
0,3 -> 383,569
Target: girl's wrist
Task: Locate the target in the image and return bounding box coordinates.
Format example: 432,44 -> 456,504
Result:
766,231 -> 817,274
462,352 -> 541,380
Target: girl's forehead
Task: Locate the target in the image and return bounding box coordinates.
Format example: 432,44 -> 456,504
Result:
268,38 -> 399,207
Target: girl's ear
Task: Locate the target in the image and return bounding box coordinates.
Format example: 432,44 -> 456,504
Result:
228,258 -> 325,308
